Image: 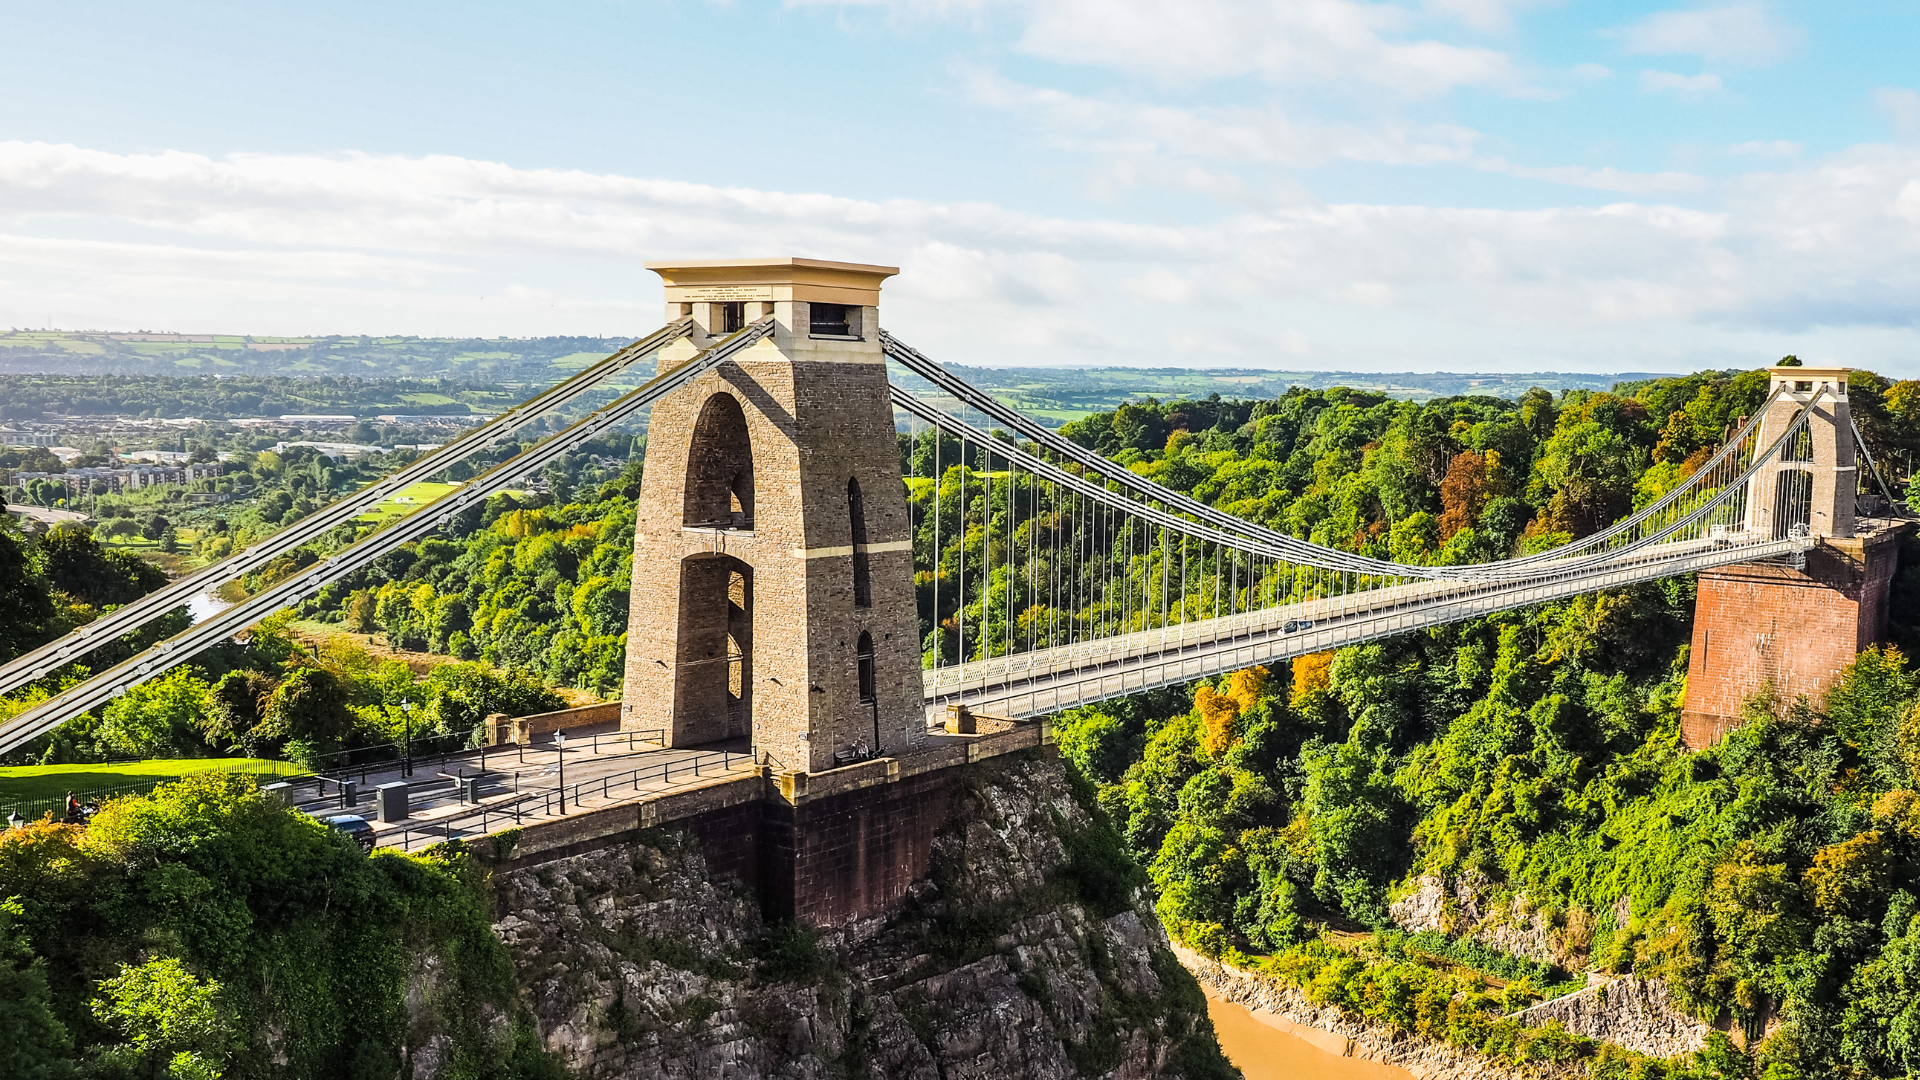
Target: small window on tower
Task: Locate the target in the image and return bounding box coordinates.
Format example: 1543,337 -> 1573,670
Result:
1794,380 -> 1813,393
809,302 -> 856,338
715,301 -> 745,335
857,632 -> 876,705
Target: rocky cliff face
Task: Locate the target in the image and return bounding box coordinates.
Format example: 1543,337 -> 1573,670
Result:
1507,977 -> 1715,1059
1389,873 -> 1586,970
486,755 -> 1230,1079
1390,875 -> 1715,1060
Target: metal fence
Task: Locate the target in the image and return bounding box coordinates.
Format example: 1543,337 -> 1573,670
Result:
307,728 -> 666,789
383,744 -> 747,853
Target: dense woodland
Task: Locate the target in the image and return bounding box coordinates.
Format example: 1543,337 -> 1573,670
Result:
11,362 -> 1920,1075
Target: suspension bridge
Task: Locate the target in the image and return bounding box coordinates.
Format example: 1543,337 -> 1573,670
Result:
0,258 -> 1901,773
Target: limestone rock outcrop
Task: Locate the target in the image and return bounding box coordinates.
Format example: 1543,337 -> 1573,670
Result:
486,756 -> 1224,1079
1508,977 -> 1715,1059
1390,873 -> 1591,970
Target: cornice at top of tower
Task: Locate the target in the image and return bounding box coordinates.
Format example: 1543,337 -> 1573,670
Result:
1768,364 -> 1851,379
647,258 -> 899,305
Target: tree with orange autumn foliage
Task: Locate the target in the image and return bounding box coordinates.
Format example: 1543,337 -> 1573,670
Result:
1197,666 -> 1270,755
1438,450 -> 1496,540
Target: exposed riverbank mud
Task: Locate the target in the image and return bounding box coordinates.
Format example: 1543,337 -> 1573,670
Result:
1176,944 -> 1580,1080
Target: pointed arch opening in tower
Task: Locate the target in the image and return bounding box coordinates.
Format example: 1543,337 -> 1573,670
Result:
848,476 -> 872,608
1772,469 -> 1813,539
672,553 -> 752,745
684,393 -> 754,529
726,569 -> 750,735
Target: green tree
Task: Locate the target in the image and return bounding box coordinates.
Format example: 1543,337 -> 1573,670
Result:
37,524 -> 169,607
0,525 -> 57,663
97,668 -> 215,758
0,897 -> 75,1080
253,668 -> 359,760
90,956 -> 228,1080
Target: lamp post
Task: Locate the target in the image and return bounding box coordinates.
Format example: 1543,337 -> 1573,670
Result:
553,729 -> 568,814
6,811 -> 20,830
401,700 -> 414,778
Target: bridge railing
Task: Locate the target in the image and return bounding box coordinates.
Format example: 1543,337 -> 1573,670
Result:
379,745 -> 752,853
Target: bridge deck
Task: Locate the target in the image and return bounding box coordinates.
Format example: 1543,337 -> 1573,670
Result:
925,535 -> 1809,719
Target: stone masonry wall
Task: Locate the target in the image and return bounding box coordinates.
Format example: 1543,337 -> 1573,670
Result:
622,351 -> 925,773
787,764 -> 959,930
1679,528 -> 1906,748
480,722 -> 1055,932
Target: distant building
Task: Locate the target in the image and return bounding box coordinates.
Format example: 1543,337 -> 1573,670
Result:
278,414 -> 357,425
10,462 -> 219,495
0,430 -> 60,448
374,414 -> 495,428
271,441 -> 384,460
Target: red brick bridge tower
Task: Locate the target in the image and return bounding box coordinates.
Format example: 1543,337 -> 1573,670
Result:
619,258 -> 927,772
1680,365 -> 1910,747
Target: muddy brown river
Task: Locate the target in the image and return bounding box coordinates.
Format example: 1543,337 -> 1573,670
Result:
1203,985 -> 1413,1080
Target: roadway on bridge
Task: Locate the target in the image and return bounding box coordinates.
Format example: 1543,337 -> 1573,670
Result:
280,730 -> 758,853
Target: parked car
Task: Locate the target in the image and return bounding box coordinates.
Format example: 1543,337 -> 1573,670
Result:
326,814 -> 375,853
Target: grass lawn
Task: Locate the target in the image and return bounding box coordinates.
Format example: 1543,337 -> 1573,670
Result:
354,480 -> 463,525
0,758 -> 303,802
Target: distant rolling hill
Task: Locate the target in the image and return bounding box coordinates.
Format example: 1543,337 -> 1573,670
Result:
1,329 -> 1673,427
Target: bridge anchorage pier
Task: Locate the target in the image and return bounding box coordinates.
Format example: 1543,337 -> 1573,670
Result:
1679,364 -> 1914,749
610,257 -> 1050,929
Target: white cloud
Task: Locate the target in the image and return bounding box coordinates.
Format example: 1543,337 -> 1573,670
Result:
1729,140 -> 1801,158
1420,0 -> 1551,33
965,72 -> 1704,196
1474,156 -> 1706,194
1612,3 -> 1799,66
1021,0 -> 1531,97
3,140 -> 1920,369
799,0 -> 1532,97
1641,70 -> 1724,97
1877,88 -> 1920,139
962,71 -> 1482,171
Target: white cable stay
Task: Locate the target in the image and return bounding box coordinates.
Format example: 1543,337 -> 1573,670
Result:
883,328 -> 1805,583
0,321 -> 773,755
0,318 -> 698,701
895,380 -> 1826,584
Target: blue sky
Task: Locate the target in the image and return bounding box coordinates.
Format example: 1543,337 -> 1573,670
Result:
2,0 -> 1918,374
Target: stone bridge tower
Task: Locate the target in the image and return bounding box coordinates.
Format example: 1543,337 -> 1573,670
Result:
619,258 -> 925,773
1681,364 -> 1910,747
